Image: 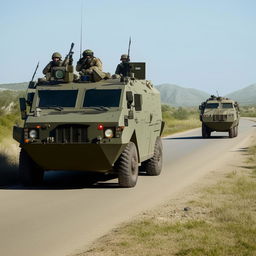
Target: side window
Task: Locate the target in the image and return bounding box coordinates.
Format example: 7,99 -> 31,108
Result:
134,94 -> 142,111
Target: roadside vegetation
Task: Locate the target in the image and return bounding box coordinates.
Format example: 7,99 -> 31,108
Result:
240,105 -> 256,117
0,90 -> 24,142
161,104 -> 201,136
76,143 -> 256,256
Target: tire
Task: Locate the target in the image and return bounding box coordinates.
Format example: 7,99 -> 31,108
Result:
234,126 -> 238,137
202,124 -> 210,138
115,142 -> 138,188
19,149 -> 44,186
229,127 -> 235,138
140,137 -> 163,176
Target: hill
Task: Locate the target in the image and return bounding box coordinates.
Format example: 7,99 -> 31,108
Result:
0,82 -> 28,91
156,84 -> 210,107
225,84 -> 256,105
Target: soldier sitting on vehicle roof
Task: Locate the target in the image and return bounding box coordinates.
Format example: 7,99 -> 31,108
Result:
76,49 -> 111,82
76,49 -> 102,74
42,52 -> 63,75
115,54 -> 130,77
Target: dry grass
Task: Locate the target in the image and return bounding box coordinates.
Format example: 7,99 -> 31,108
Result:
162,118 -> 201,136
161,106 -> 201,136
75,146 -> 256,256
0,139 -> 19,186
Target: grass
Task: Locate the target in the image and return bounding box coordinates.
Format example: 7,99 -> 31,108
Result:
162,105 -> 201,136
76,144 -> 256,256
240,106 -> 256,117
0,90 -> 24,142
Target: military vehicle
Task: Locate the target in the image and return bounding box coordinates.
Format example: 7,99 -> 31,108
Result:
13,44 -> 164,188
199,95 -> 240,138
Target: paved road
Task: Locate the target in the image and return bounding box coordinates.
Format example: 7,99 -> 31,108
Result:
0,118 -> 255,256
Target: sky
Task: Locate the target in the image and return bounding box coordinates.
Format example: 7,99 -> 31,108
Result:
1,0 -> 256,95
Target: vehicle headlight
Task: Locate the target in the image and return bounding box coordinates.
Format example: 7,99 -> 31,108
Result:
29,129 -> 38,139
104,129 -> 114,138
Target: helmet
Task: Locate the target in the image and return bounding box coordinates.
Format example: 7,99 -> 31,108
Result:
52,52 -> 62,59
120,54 -> 128,60
83,49 -> 94,57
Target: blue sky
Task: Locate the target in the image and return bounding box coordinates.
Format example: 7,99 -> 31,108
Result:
1,0 -> 256,94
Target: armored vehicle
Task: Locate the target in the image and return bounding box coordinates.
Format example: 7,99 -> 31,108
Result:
199,95 -> 240,138
13,50 -> 164,188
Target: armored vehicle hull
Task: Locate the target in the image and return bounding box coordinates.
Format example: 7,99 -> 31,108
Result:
199,96 -> 240,138
14,72 -> 164,188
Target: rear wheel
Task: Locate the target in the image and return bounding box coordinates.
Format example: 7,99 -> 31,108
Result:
19,149 -> 44,186
115,142 -> 138,188
140,137 -> 163,176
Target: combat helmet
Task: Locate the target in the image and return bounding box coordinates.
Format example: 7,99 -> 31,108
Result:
52,52 -> 62,59
83,49 -> 94,57
120,54 -> 129,61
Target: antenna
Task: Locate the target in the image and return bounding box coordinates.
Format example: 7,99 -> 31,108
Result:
127,36 -> 131,61
216,90 -> 219,97
80,0 -> 84,58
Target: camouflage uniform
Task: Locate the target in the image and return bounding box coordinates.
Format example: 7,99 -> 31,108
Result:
76,49 -> 102,75
42,52 -> 63,75
42,60 -> 63,75
115,54 -> 129,76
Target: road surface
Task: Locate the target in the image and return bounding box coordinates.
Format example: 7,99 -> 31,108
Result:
0,118 -> 255,256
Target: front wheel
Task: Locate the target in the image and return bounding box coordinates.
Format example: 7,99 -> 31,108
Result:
140,137 -> 163,176
202,124 -> 210,138
115,142 -> 138,188
19,149 -> 44,186
234,126 -> 238,137
229,126 -> 235,138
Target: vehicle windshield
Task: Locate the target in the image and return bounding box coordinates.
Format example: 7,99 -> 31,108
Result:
38,90 -> 78,108
83,89 -> 121,108
205,103 -> 219,109
222,103 -> 233,108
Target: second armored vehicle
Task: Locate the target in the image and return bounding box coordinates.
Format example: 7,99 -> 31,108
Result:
199,95 -> 240,138
13,48 -> 164,188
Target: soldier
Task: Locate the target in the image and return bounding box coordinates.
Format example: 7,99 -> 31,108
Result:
115,54 -> 129,76
42,52 -> 63,75
76,49 -> 102,75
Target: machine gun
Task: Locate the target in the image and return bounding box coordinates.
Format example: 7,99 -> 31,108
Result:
49,43 -> 75,83
63,42 -> 74,67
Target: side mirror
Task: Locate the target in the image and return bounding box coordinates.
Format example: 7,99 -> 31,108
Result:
126,91 -> 133,108
199,105 -> 202,110
19,98 -> 27,120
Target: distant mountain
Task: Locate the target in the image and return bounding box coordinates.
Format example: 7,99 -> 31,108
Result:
225,84 -> 256,105
0,82 -> 28,91
156,84 -> 210,107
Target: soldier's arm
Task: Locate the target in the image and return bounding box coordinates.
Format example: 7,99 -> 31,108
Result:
42,62 -> 52,75
95,58 -> 103,71
76,58 -> 85,72
115,64 -> 121,74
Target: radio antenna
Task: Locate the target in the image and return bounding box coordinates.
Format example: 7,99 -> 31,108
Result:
80,0 -> 84,58
216,90 -> 219,97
